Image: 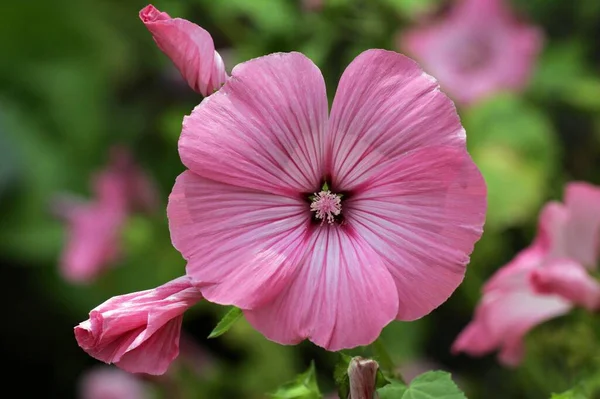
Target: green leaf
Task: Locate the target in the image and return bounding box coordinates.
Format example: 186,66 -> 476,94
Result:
207,306 -> 243,338
551,388 -> 588,399
333,353 -> 353,399
270,361 -> 322,399
378,371 -> 466,399
464,94 -> 557,230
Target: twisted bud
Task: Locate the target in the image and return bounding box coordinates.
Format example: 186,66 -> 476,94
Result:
348,357 -> 379,399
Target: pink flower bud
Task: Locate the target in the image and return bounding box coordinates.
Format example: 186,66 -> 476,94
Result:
74,276 -> 203,375
348,357 -> 379,399
140,4 -> 228,96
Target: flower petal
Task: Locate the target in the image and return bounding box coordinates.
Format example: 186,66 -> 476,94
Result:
327,49 -> 465,191
140,5 -> 227,96
453,288 -> 571,366
346,146 -> 486,320
168,171 -> 309,309
563,182 -> 600,267
244,227 -> 398,351
115,316 -> 183,375
60,203 -> 123,283
179,52 -> 328,196
530,258 -> 600,311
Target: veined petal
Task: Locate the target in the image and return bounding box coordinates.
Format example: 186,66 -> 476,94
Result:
327,49 -> 465,191
179,52 -> 328,196
140,5 -> 228,96
244,227 -> 398,351
168,171 -> 309,309
530,258 -> 600,311
115,316 -> 183,374
346,146 -> 486,320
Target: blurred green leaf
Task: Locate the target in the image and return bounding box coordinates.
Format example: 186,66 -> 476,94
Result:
551,386 -> 588,399
378,371 -> 466,399
379,0 -> 440,18
333,352 -> 353,399
270,361 -> 322,399
464,94 -> 557,230
208,306 -> 243,338
532,42 -> 600,111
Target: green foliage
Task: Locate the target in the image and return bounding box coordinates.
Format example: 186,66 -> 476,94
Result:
270,362 -> 322,399
464,94 -> 558,230
208,306 -> 244,338
378,371 -> 466,399
4,0 -> 600,397
333,352 -> 353,399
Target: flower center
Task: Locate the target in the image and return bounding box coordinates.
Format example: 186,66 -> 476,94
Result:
452,35 -> 493,73
310,190 -> 342,225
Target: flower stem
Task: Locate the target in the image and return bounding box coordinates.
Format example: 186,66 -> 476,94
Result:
372,337 -> 404,384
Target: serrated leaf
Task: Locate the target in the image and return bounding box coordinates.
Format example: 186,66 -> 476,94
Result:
207,306 -> 243,339
378,371 -> 465,399
270,361 -> 321,399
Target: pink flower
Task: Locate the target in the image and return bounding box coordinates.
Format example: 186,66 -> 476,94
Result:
78,366 -> 149,399
140,4 -> 228,96
452,182 -> 600,366
401,0 -> 542,105
56,147 -> 157,283
167,49 -> 487,350
74,276 -> 203,375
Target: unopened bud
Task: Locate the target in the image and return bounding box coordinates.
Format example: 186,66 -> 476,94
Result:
348,357 -> 379,399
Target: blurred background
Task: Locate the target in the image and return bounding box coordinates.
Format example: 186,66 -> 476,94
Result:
2,0 -> 600,398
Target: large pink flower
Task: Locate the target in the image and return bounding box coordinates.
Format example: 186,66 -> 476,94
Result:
57,146 -> 157,283
453,182 -> 600,366
167,49 -> 487,350
140,5 -> 228,96
400,0 -> 542,105
74,276 -> 203,375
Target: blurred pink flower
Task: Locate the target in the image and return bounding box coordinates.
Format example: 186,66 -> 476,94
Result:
140,4 -> 228,96
401,0 -> 542,105
453,182 -> 600,366
302,0 -> 323,12
78,366 -> 149,399
167,49 -> 486,351
57,146 -> 157,283
74,276 -> 203,375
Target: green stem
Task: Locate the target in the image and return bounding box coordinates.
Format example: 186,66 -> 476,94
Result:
372,337 -> 404,384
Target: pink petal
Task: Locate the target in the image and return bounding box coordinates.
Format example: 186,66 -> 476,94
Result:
327,49 -> 465,191
452,321 -> 498,357
168,171 -> 309,309
497,336 -> 524,367
453,289 -> 571,366
563,182 -> 600,267
140,5 -> 227,96
179,52 -> 328,196
116,316 -> 183,375
79,367 -> 149,399
534,201 -> 569,258
530,258 -> 600,311
483,244 -> 542,293
60,202 -> 124,283
346,146 -> 486,320
454,253 -> 572,366
74,277 -> 202,375
244,227 -> 398,351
